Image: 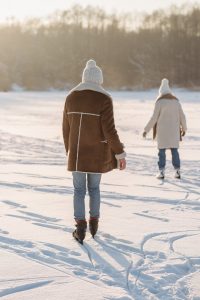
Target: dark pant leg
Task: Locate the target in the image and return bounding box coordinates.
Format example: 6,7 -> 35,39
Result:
158,149 -> 166,170
171,148 -> 180,169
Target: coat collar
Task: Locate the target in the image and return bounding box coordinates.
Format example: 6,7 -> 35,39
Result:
69,82 -> 111,97
156,93 -> 178,101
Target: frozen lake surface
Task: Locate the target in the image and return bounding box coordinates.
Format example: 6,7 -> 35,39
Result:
0,90 -> 200,299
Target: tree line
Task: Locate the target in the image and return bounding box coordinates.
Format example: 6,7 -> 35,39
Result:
0,4 -> 199,91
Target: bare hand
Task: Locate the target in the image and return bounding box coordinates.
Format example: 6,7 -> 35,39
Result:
181,131 -> 185,136
119,158 -> 126,170
143,131 -> 147,138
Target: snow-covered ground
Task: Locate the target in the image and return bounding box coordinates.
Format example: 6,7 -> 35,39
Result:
0,90 -> 200,300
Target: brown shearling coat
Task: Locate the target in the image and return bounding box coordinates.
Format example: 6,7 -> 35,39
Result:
62,90 -> 124,173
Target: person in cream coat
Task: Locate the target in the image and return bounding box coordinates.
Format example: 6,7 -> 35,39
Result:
143,78 -> 187,179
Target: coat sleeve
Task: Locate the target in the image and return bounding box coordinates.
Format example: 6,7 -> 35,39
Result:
179,103 -> 187,132
100,96 -> 124,155
144,101 -> 161,133
62,100 -> 70,154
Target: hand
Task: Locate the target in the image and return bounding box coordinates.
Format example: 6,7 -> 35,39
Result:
119,158 -> 126,170
143,131 -> 147,138
181,131 -> 185,137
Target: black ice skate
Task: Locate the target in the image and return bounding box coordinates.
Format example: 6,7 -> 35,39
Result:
89,218 -> 99,238
73,220 -> 87,244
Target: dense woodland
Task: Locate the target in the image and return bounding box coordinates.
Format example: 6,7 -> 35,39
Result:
0,4 -> 200,91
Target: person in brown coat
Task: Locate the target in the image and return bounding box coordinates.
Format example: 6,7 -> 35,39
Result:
62,59 -> 126,243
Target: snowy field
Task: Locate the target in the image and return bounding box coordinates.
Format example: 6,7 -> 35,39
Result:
0,90 -> 200,300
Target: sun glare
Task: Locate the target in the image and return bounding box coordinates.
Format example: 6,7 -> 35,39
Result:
0,0 -> 67,21
0,0 -> 199,21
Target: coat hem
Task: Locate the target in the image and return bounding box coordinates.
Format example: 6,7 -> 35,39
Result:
67,168 -> 115,174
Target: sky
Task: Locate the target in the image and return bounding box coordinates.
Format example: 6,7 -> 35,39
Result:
0,0 -> 199,21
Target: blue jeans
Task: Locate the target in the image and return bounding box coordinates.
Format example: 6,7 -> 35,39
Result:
158,148 -> 180,170
72,172 -> 102,220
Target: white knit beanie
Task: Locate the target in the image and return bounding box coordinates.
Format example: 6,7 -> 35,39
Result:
82,59 -> 103,85
159,78 -> 172,96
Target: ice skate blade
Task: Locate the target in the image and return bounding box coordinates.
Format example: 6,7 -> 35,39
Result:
156,176 -> 164,180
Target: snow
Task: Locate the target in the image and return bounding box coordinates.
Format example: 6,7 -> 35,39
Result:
0,89 -> 200,300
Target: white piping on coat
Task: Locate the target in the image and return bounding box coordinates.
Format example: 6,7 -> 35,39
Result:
67,112 -> 100,117
76,114 -> 83,171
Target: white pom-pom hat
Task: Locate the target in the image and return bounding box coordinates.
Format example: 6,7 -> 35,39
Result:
159,78 -> 172,96
82,59 -> 103,85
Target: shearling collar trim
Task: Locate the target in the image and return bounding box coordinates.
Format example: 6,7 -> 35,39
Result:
69,82 -> 111,97
156,93 -> 178,101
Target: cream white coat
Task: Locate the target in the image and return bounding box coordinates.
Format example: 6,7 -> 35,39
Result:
144,99 -> 187,149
